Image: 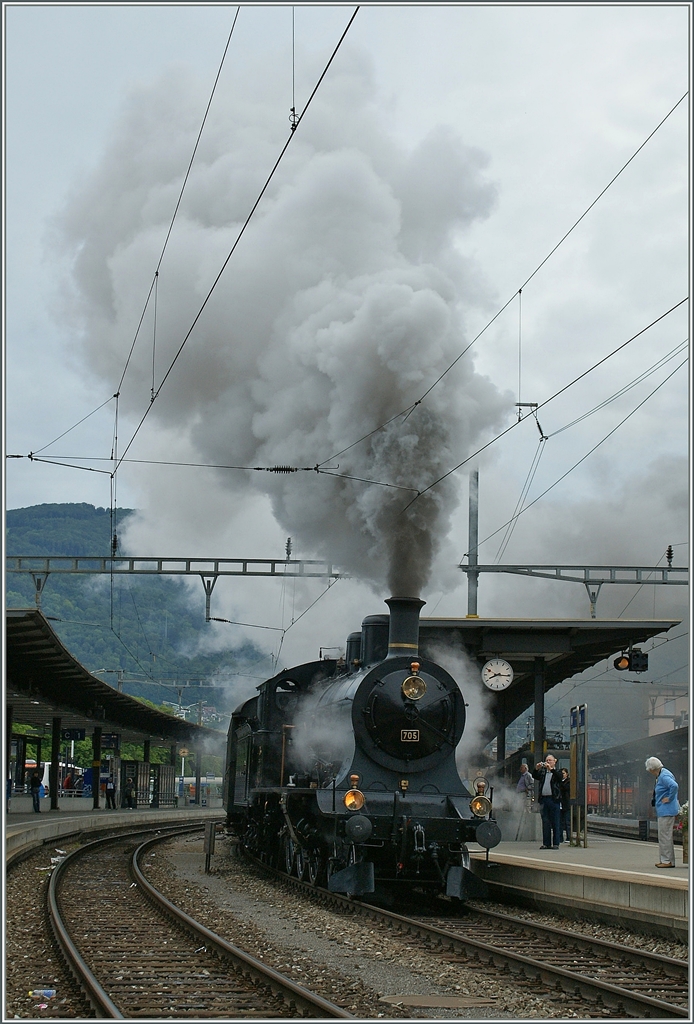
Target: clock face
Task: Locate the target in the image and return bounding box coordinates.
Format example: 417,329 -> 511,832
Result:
481,658 -> 514,690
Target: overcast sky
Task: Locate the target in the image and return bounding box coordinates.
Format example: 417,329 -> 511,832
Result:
4,4 -> 690,700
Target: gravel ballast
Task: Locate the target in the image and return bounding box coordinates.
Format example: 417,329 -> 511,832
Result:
4,844 -> 94,1020
5,831 -> 687,1019
143,833 -> 689,1019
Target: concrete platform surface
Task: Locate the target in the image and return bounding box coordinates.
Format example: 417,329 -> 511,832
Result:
471,838 -> 688,887
468,838 -> 688,938
4,803 -> 222,864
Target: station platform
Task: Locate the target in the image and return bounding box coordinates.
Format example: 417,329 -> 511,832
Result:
469,837 -> 688,940
4,801 -> 222,867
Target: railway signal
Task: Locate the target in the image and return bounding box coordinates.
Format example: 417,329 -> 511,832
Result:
613,649 -> 648,673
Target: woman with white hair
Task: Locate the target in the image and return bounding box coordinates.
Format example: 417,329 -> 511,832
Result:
645,756 -> 679,868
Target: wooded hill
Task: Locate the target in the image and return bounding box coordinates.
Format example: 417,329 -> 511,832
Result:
6,503 -> 263,713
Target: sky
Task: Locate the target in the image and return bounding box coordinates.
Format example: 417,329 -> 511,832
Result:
3,3 -> 690,738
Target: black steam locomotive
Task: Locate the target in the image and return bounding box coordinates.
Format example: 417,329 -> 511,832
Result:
225,597 -> 500,897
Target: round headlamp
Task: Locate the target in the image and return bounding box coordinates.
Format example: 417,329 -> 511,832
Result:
402,675 -> 427,700
470,795 -> 492,817
344,789 -> 365,811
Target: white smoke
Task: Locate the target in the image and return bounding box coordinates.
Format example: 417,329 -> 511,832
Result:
426,642 -> 496,773
51,46 -> 511,600
289,681 -> 358,779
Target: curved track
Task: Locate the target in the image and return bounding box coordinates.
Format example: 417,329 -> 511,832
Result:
48,825 -> 352,1019
244,844 -> 688,1019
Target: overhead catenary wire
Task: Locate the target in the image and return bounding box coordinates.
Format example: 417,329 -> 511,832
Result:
494,437 -> 547,563
482,341 -> 688,563
19,457 -> 420,496
10,11 -> 242,471
116,7 -> 242,396
547,338 -> 688,438
402,296 -> 687,512
30,395 -> 117,456
316,91 -> 688,468
19,321 -> 686,505
517,289 -> 522,419
150,272 -> 159,403
617,548 -> 671,619
272,575 -> 342,672
471,356 -> 687,555
13,62 -> 683,515
115,7 -> 360,473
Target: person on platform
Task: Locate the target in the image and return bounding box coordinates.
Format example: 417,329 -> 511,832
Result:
123,778 -> 136,810
645,756 -> 679,868
105,778 -> 117,809
516,763 -> 534,799
29,772 -> 41,813
534,754 -> 562,849
559,768 -> 571,843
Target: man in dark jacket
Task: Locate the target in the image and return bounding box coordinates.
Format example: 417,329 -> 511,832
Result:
29,772 -> 42,813
534,754 -> 562,849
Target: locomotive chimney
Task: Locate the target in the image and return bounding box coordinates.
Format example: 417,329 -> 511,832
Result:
385,597 -> 426,658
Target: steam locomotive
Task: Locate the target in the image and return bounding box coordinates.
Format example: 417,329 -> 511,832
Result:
225,596 -> 500,898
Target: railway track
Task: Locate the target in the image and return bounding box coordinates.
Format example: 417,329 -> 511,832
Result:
243,845 -> 689,1019
48,825 -> 352,1019
588,820 -> 683,845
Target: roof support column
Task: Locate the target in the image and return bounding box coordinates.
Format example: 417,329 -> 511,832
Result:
50,717 -> 61,810
194,752 -> 201,805
5,704 -> 13,790
143,739 -> 151,764
169,743 -> 176,766
496,693 -> 506,770
533,657 -> 545,796
92,726 -> 102,810
18,735 -> 27,790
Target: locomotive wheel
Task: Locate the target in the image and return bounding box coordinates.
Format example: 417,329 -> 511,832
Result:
306,848 -> 324,886
295,846 -> 308,880
282,833 -> 295,875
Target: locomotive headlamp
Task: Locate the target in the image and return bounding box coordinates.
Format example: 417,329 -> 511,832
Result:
470,795 -> 492,817
343,789 -> 365,811
402,674 -> 427,700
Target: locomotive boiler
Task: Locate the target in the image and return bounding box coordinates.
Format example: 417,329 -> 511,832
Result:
225,596 -> 500,897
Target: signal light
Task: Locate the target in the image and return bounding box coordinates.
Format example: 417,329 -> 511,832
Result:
630,649 -> 648,672
613,650 -> 648,673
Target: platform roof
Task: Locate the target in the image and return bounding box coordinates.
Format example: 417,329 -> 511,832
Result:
416,615 -> 681,734
5,608 -> 225,749
589,725 -> 688,774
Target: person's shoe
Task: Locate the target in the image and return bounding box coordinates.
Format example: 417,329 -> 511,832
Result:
539,845 -> 551,849
551,846 -> 560,850
655,862 -> 676,868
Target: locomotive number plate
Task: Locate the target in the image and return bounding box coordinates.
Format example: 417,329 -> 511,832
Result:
401,729 -> 420,742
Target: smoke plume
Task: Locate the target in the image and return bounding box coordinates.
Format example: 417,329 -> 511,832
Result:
427,642 -> 495,770
52,48 -> 510,596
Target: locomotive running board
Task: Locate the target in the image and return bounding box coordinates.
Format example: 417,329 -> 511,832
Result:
446,865 -> 488,900
328,861 -> 375,895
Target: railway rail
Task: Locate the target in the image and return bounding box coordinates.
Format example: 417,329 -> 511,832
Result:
244,846 -> 688,1019
588,819 -> 683,844
47,825 -> 352,1019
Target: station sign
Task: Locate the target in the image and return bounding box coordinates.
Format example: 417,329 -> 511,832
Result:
61,729 -> 85,741
101,734 -> 120,749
